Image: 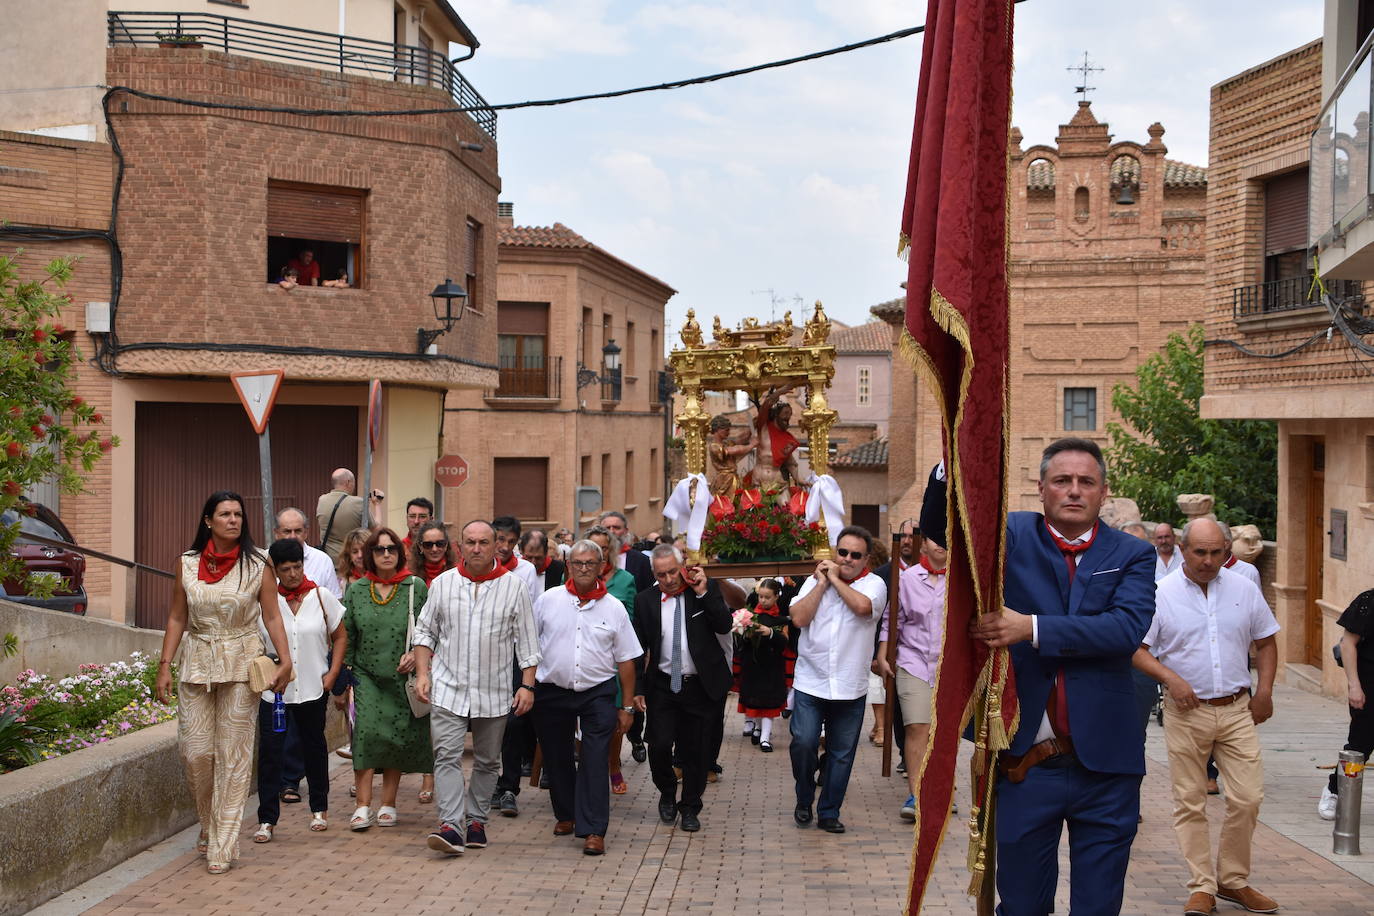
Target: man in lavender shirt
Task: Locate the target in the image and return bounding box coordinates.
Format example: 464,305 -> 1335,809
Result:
876,536 -> 949,820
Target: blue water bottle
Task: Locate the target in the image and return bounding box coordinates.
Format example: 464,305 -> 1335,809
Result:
272,691 -> 286,733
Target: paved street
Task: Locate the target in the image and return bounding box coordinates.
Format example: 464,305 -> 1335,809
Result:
34,681 -> 1374,915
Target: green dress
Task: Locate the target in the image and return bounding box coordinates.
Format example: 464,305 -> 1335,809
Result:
343,576 -> 434,774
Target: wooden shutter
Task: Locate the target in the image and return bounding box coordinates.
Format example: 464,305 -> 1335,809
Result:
1265,168 -> 1308,254
493,458 -> 548,521
268,181 -> 365,244
497,302 -> 549,335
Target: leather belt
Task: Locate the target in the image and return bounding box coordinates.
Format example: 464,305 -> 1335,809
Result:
997,736 -> 1075,784
1200,688 -> 1249,707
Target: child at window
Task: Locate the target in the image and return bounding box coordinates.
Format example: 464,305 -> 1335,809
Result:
277,267 -> 299,290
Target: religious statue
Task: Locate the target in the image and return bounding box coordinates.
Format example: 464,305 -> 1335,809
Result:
707,415 -> 756,511
750,383 -> 801,487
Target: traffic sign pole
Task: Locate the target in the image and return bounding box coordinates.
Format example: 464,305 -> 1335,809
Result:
258,426 -> 274,540
364,380 -> 382,528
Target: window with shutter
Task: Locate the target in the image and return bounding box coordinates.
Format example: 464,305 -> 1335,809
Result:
493,458 -> 549,521
266,180 -> 367,287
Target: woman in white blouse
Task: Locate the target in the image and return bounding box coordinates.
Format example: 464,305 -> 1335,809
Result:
253,538 -> 347,840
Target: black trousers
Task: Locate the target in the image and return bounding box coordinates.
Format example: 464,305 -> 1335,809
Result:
497,659 -> 538,795
1329,693 -> 1374,793
708,690 -> 727,769
646,672 -> 716,814
257,695 -> 329,824
533,678 -> 617,837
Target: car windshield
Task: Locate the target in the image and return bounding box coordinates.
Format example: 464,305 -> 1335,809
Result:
0,510 -> 65,543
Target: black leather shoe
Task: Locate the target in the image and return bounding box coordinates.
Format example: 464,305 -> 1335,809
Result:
794,805 -> 813,827
818,818 -> 846,834
658,800 -> 678,824
631,741 -> 647,763
679,811 -> 701,832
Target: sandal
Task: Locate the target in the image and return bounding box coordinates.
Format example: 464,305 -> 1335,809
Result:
760,740 -> 773,753
252,823 -> 274,844
195,831 -> 209,856
280,787 -> 302,804
207,862 -> 230,875
377,805 -> 398,827
418,789 -> 434,804
610,773 -> 627,795
309,812 -> 328,832
349,806 -> 375,831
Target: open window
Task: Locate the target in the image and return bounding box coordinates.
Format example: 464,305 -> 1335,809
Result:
267,180 -> 367,287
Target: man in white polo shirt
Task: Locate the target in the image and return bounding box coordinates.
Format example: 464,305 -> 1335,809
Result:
1133,518 -> 1279,916
788,525 -> 889,834
1154,522 -> 1183,581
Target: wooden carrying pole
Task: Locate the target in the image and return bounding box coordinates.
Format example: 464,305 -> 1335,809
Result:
881,532 -> 902,777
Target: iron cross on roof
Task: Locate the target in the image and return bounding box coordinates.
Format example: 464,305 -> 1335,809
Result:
1067,51 -> 1103,102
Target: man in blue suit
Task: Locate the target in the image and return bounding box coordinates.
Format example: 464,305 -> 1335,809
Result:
928,437 -> 1155,916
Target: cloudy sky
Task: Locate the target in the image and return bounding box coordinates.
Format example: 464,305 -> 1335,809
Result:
456,0 -> 1322,344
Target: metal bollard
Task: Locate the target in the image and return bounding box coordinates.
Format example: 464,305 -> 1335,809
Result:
1333,749 -> 1366,855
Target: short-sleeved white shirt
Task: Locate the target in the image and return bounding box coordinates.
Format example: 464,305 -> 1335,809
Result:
533,587 -> 641,692
1145,566 -> 1279,699
793,571 -> 889,701
259,587 -> 345,704
1226,557 -> 1261,589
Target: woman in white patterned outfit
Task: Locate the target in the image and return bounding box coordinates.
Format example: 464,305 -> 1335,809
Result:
155,491 -> 293,874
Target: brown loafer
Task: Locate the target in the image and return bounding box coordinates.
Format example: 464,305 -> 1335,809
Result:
553,820 -> 575,836
1183,891 -> 1215,915
1217,886 -> 1278,913
583,834 -> 605,856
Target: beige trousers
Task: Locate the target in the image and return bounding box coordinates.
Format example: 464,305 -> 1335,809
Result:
178,680 -> 259,867
1161,692 -> 1264,895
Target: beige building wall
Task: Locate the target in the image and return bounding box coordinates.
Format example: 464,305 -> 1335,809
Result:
0,0 -> 109,136
381,387 -> 443,534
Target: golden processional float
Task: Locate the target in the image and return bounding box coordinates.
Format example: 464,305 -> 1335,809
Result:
665,301 -> 847,577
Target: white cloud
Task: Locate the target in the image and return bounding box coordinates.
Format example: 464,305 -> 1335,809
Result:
596,149 -> 674,211
461,0 -> 630,60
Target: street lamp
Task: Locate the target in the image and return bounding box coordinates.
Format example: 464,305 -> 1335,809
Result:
577,340 -> 624,395
417,278 -> 468,354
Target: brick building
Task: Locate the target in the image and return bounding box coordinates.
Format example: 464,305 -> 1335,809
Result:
877,102 -> 1209,523
1200,21 -> 1374,698
442,211 -> 674,538
0,1 -> 499,626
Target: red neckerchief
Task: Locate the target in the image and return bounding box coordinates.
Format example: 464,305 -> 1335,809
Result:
918,555 -> 946,576
422,559 -> 450,585
1223,555 -> 1237,569
350,564 -> 364,581
1046,521 -> 1098,582
534,557 -> 553,575
619,544 -> 631,555
403,535 -> 414,552
364,568 -> 410,586
660,579 -> 689,602
457,559 -> 507,582
499,554 -> 520,573
841,568 -> 870,584
278,578 -> 317,602
566,577 -> 608,602
198,543 -> 241,584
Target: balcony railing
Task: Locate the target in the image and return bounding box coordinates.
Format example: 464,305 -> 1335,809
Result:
107,11 -> 497,140
492,355 -> 560,399
1232,276 -> 1364,318
1310,29 -> 1373,250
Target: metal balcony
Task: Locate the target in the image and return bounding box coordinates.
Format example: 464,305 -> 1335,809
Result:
491,355 -> 560,399
1232,276 -> 1364,318
107,10 -> 497,140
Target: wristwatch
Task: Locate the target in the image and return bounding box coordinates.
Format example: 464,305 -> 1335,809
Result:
517,684 -> 535,693
621,705 -> 636,712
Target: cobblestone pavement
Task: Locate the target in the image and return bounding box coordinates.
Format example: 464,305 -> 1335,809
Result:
39,681 -> 1374,915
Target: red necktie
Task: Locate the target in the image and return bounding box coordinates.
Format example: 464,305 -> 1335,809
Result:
1044,524 -> 1097,739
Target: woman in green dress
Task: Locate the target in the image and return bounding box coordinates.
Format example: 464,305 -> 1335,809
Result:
343,526 -> 433,830
585,526 -> 637,794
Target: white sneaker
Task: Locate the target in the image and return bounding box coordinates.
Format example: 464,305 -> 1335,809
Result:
1318,785 -> 1338,820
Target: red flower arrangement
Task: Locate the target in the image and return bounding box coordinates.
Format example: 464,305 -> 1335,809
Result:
702,492 -> 825,562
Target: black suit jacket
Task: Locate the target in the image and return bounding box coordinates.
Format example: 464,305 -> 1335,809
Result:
633,580 -> 733,702
623,548 -> 655,593
541,558 -> 566,592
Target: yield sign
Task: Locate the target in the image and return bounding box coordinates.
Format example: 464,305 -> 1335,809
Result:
230,369 -> 285,435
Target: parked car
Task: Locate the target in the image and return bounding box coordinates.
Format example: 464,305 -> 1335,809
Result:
1,501 -> 86,615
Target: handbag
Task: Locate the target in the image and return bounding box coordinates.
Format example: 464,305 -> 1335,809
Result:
403,579 -> 431,718
248,655 -> 278,694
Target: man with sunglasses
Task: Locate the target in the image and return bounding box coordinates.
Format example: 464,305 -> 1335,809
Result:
787,525 -> 889,834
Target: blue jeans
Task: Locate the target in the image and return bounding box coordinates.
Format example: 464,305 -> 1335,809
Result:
789,689 -> 866,820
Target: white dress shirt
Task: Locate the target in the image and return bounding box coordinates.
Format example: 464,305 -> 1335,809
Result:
657,590 -> 699,677
412,568 -> 541,718
1225,557 -> 1261,589
510,556 -> 542,607
303,543 -> 342,598
1031,523 -> 1089,743
1144,566 -> 1279,699
1155,548 -> 1183,582
258,587 -> 345,704
793,571 -> 889,701
533,587 -> 641,692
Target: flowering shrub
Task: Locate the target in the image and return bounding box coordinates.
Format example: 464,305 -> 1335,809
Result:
0,651 -> 176,771
703,494 -> 826,562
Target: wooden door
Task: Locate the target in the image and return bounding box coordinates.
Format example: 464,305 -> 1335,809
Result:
1305,441 -> 1326,666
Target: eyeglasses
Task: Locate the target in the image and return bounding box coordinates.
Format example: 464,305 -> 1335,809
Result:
421,540 -> 449,549
569,560 -> 600,569
836,548 -> 866,559
371,544 -> 400,554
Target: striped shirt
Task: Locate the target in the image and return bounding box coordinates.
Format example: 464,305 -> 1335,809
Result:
412,567 -> 541,718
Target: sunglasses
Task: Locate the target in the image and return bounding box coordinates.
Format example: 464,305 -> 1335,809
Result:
372,544 -> 400,554
836,548 -> 866,559
421,539 -> 449,549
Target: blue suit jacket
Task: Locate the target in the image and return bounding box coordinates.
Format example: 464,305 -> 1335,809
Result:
1003,511 -> 1155,775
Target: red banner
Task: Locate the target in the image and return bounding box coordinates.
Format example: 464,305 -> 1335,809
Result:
898,0 -> 1017,911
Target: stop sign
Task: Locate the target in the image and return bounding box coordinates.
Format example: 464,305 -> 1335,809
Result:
434,454 -> 469,488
